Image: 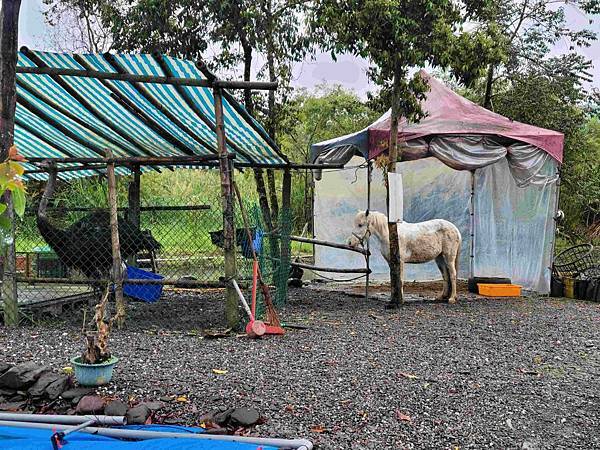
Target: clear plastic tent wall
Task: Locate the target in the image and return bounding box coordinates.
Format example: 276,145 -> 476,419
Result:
314,156 -> 558,293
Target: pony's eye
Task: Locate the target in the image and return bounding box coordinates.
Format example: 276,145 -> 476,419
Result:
358,224 -> 363,228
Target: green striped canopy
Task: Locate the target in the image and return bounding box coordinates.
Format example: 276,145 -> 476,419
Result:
15,50 -> 287,180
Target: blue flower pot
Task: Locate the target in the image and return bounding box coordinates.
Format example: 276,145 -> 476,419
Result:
71,356 -> 118,386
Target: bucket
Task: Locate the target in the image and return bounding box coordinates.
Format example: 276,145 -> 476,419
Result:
71,356 -> 118,386
124,265 -> 163,302
564,277 -> 576,299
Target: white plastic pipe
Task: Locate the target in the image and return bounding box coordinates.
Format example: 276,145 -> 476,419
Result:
0,420 -> 313,450
0,413 -> 126,426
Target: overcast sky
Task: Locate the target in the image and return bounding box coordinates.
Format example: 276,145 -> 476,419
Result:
19,0 -> 600,98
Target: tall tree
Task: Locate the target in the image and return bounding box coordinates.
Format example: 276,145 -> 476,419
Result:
480,0 -> 600,109
312,0 -> 502,307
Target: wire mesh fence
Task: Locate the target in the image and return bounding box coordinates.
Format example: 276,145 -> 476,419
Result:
5,169 -> 296,322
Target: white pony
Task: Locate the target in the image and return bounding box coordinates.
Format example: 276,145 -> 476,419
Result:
348,211 -> 462,304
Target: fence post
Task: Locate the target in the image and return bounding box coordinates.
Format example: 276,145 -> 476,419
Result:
276,168 -> 292,305
213,87 -> 239,328
106,149 -> 125,327
0,0 -> 21,326
127,165 -> 141,267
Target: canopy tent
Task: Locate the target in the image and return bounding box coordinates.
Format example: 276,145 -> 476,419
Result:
15,48 -> 287,180
311,70 -> 562,187
311,71 -> 562,293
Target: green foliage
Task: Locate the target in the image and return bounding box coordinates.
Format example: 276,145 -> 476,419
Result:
0,146 -> 27,247
559,118 -> 600,243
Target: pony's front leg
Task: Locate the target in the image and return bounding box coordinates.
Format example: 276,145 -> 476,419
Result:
446,257 -> 458,304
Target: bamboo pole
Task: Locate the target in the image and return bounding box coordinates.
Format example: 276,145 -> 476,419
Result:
105,149 -> 126,327
16,64 -> 278,91
0,0 -> 21,326
289,235 -> 369,255
127,166 -> 141,267
213,87 -> 239,328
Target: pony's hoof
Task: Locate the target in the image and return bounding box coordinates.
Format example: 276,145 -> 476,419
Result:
385,302 -> 400,310
447,297 -> 457,304
435,295 -> 448,302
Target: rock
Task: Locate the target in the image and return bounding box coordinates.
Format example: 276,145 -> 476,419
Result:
229,407 -> 260,427
28,371 -> 60,397
0,400 -> 27,411
0,362 -> 48,389
141,401 -> 164,411
76,395 -> 105,414
61,387 -> 94,401
0,388 -> 15,397
0,363 -> 11,375
213,407 -> 235,425
126,405 -> 150,425
159,395 -> 174,402
105,400 -> 128,417
45,376 -> 69,400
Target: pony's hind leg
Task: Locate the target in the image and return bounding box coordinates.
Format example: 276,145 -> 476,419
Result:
443,251 -> 458,304
434,255 -> 450,301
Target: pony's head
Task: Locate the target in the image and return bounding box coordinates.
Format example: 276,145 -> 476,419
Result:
347,210 -> 371,248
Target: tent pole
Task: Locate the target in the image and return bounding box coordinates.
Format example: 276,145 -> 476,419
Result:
548,168 -> 561,291
365,160 -> 372,301
469,170 -> 475,280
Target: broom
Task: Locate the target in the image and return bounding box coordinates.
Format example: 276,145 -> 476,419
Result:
233,182 -> 284,335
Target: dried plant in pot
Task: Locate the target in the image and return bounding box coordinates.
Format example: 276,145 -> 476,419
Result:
71,285 -> 119,386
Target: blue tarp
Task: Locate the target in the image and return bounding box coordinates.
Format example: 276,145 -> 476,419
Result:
0,424 -> 278,450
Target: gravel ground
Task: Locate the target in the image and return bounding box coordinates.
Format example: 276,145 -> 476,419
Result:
1,286 -> 600,449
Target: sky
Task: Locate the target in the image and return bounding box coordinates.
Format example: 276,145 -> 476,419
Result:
18,0 -> 600,98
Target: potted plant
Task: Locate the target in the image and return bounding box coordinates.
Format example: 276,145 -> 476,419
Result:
71,285 -> 119,386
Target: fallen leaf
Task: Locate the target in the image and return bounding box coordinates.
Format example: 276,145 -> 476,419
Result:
533,355 -> 542,365
395,410 -> 412,422
212,369 -> 228,375
176,396 -> 189,403
398,372 -> 419,380
311,425 -> 326,433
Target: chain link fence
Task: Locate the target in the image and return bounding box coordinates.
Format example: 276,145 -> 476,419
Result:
4,169 -> 294,321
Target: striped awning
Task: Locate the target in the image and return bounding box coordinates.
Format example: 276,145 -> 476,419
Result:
15,50 -> 287,180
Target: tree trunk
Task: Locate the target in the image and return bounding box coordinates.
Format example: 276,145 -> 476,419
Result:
0,0 -> 21,326
264,0 -> 279,224
387,62 -> 404,307
214,87 -> 239,328
242,43 -> 253,115
483,64 -> 494,109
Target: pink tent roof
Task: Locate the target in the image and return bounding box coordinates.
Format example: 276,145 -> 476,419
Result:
368,71 -> 564,163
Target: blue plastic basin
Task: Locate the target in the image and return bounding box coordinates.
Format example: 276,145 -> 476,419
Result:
71,356 -> 118,387
124,265 -> 163,303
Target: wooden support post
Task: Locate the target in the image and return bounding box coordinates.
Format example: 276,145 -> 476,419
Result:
214,87 -> 239,328
276,169 -> 292,305
127,166 -> 141,267
106,149 -> 125,327
0,0 -> 21,326
366,161 -> 372,301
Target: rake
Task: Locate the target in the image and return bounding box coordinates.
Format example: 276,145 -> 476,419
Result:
233,182 -> 284,336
